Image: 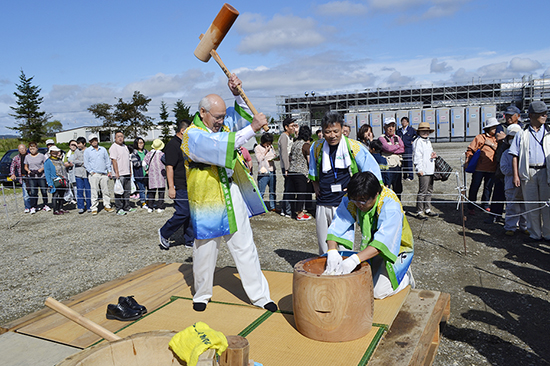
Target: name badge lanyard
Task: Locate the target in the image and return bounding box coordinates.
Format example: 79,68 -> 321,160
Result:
330,155 -> 338,180
529,128 -> 546,161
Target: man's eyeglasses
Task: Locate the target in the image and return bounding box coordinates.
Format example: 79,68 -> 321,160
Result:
350,199 -> 368,206
70,144 -> 77,147
208,111 -> 226,122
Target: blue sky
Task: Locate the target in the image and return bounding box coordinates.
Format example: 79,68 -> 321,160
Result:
1,0 -> 549,135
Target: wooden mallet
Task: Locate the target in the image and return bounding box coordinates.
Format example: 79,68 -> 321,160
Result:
194,3 -> 268,131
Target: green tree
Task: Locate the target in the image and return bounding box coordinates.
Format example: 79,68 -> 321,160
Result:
45,120 -> 64,136
172,100 -> 192,126
9,70 -> 51,142
88,91 -> 154,139
158,100 -> 172,144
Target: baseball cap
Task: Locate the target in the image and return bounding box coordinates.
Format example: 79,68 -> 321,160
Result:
88,134 -> 98,141
504,105 -> 521,115
383,117 -> 396,127
45,139 -> 55,145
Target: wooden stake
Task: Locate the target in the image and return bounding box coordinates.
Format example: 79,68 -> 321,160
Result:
219,335 -> 249,366
44,297 -> 122,342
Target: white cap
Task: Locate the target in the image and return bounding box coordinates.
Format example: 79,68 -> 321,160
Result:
45,139 -> 55,145
88,134 -> 98,141
483,117 -> 500,130
383,117 -> 396,127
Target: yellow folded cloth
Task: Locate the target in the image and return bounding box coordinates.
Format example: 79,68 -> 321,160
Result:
169,321 -> 228,366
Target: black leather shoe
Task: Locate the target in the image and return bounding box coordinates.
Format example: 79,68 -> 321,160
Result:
118,296 -> 147,315
106,303 -> 142,321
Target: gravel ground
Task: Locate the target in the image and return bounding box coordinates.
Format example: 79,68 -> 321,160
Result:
0,142 -> 549,365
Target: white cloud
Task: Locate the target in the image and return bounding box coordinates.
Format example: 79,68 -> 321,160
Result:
508,57 -> 542,73
476,57 -> 543,80
450,67 -> 477,83
380,71 -> 414,87
236,13 -> 325,54
430,58 -> 453,73
315,1 -> 368,16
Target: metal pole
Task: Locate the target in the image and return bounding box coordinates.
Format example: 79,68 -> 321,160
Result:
12,180 -> 19,213
1,184 -> 10,228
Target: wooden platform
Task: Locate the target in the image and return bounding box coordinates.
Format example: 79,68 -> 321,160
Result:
1,262 -> 450,365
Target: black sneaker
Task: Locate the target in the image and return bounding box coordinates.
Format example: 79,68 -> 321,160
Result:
193,302 -> 207,312
118,296 -> 147,315
264,302 -> 278,312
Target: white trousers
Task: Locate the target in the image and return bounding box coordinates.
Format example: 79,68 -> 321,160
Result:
521,168 -> 550,240
315,205 -> 348,254
89,173 -> 111,211
193,183 -> 273,308
371,255 -> 414,299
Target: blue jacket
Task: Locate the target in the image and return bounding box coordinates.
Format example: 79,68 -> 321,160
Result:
43,159 -> 58,193
397,126 -> 416,150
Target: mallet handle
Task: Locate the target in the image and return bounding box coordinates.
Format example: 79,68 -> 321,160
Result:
45,297 -> 122,342
210,49 -> 269,131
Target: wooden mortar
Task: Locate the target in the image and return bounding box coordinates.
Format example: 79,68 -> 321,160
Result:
292,256 -> 373,342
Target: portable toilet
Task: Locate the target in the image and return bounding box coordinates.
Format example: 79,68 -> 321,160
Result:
344,113 -> 357,140
357,112 -> 369,130
481,105 -> 497,125
451,107 -> 465,141
436,108 -> 451,142
409,110 -> 421,129
396,110 -> 409,125
466,106 -> 481,138
369,112 -> 383,136
422,109 -> 436,136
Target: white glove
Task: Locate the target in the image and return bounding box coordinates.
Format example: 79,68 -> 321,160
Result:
335,254 -> 361,275
323,250 -> 342,275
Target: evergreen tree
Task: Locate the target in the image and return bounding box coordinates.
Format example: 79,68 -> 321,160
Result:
9,70 -> 51,142
88,91 -> 154,139
158,100 -> 172,144
172,100 -> 192,126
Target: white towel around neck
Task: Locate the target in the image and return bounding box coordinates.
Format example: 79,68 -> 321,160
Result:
321,138 -> 351,173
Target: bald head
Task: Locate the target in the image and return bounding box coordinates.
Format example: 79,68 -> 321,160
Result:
199,94 -> 227,132
17,144 -> 27,155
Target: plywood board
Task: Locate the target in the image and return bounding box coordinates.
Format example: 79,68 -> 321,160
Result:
1,262 -> 168,334
16,263 -> 192,348
367,289 -> 448,366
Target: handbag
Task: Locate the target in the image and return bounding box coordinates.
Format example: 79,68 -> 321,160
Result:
434,156 -> 452,181
53,176 -> 68,189
465,149 -> 481,173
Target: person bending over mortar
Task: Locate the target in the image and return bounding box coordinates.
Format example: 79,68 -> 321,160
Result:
324,171 -> 415,299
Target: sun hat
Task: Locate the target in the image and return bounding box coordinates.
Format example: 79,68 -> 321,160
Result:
88,134 -> 98,141
383,117 -> 396,127
151,139 -> 165,151
416,122 -> 434,133
48,145 -> 61,153
483,117 -> 500,130
506,124 -> 522,137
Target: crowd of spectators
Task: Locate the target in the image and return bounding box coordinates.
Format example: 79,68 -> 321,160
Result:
9,101 -> 550,246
